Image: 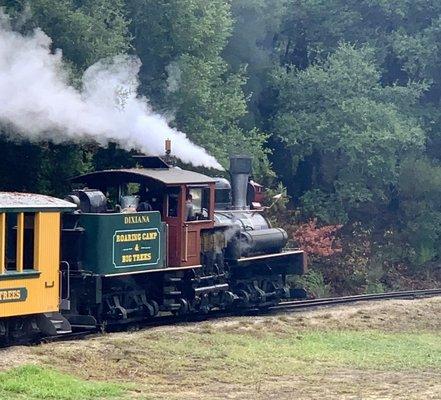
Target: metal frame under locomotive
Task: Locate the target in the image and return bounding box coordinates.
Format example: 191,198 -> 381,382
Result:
60,156 -> 306,329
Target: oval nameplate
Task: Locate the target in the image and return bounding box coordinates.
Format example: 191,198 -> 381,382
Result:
0,288 -> 28,303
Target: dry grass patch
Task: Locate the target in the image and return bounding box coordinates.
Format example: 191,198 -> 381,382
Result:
1,297 -> 441,399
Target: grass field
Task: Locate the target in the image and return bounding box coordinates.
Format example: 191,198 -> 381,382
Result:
1,297 -> 441,399
0,365 -> 123,400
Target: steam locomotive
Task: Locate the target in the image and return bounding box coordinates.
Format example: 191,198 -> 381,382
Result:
0,152 -> 306,340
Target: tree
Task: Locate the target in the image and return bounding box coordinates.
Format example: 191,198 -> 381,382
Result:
0,0 -> 131,194
126,0 -> 271,177
273,44 -> 425,223
5,0 -> 131,71
222,0 -> 286,130
397,156 -> 441,265
274,0 -> 441,162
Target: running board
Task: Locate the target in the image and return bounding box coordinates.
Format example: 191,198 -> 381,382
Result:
65,314 -> 98,329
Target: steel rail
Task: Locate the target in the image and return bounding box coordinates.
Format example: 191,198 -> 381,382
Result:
271,288 -> 441,311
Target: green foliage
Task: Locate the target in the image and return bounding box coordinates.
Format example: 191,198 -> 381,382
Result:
223,0 -> 286,128
0,365 -> 124,399
293,269 -> 331,298
300,190 -> 348,225
264,182 -> 289,214
397,156 -> 441,265
274,43 -> 425,224
0,138 -> 90,195
165,54 -> 249,163
1,0 -> 130,71
267,0 -> 441,269
365,263 -> 386,294
28,0 -> 130,71
126,0 -> 271,176
126,0 -> 233,105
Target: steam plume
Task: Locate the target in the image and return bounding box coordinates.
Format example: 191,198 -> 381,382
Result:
0,13 -> 223,170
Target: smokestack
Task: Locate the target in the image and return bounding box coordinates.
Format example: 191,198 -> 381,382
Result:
230,155 -> 252,210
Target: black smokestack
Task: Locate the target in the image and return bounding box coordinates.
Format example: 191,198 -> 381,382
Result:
230,155 -> 252,210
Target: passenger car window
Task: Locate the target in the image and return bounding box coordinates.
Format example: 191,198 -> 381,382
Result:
23,213 -> 35,270
4,212 -> 35,271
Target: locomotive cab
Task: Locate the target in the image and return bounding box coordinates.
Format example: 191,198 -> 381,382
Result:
69,157 -> 217,268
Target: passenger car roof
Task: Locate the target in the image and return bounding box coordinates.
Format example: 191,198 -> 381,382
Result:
71,168 -> 217,186
0,192 -> 77,212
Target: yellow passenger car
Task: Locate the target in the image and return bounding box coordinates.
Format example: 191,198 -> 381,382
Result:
0,192 -> 76,343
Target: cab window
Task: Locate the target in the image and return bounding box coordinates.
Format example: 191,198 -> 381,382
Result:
125,183 -> 140,195
185,187 -> 210,221
167,187 -> 180,218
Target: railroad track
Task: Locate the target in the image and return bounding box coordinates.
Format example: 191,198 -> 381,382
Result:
271,288 -> 441,311
37,288 -> 441,345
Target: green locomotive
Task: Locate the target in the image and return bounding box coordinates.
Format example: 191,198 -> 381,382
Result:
60,154 -> 306,328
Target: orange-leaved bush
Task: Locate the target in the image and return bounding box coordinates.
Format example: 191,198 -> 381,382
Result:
293,219 -> 342,257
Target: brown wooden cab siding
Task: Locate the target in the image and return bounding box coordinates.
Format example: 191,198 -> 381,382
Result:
164,184 -> 215,268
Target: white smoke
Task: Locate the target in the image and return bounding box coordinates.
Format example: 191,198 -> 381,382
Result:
165,61 -> 182,93
0,12 -> 223,170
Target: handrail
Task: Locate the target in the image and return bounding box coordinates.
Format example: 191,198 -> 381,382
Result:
0,213 -> 5,274
183,224 -> 189,262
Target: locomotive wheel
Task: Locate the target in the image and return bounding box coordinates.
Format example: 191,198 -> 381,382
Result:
221,291 -> 236,308
237,289 -> 250,305
177,298 -> 190,315
199,294 -> 210,314
148,300 -> 159,317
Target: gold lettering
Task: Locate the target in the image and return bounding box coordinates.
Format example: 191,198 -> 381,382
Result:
0,289 -> 22,301
124,215 -> 150,225
116,233 -> 146,243
122,254 -> 133,263
141,232 -> 158,240
132,253 -> 152,262
121,253 -> 152,263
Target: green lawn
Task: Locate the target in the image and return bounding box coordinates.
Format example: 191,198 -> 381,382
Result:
114,328 -> 441,384
0,365 -> 125,400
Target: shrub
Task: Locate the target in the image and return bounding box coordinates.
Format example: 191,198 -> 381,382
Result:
293,219 -> 342,257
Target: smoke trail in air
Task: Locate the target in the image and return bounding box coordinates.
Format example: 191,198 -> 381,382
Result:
0,12 -> 223,170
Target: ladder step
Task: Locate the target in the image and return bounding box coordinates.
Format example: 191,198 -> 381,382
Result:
37,313 -> 72,336
165,277 -> 182,283
164,291 -> 182,297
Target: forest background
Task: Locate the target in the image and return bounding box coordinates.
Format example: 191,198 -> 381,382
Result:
1,0 -> 441,295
